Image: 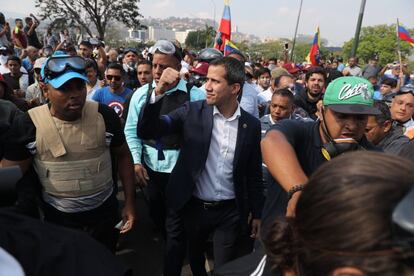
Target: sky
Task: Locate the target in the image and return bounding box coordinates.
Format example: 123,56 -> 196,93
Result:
2,0 -> 414,46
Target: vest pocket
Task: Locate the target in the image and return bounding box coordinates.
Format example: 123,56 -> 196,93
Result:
45,179 -> 81,193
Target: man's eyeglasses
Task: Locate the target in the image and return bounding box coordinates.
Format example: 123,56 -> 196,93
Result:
106,75 -> 122,81
44,56 -> 86,80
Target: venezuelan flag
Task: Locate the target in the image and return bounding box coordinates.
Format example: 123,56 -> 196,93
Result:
398,25 -> 414,47
214,0 -> 231,52
224,39 -> 238,56
306,26 -> 320,66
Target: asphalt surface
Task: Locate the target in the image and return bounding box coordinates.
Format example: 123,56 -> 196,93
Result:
115,188 -> 205,276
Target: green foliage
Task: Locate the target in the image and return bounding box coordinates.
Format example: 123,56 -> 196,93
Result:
292,43 -> 310,62
341,24 -> 412,66
233,41 -> 250,53
246,41 -> 284,61
185,26 -> 216,49
35,0 -> 143,40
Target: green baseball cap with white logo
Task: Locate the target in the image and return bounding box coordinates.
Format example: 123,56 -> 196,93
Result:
323,76 -> 381,115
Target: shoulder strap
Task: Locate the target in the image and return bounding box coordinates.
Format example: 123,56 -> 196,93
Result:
80,101 -> 100,148
186,82 -> 193,101
28,104 -> 67,158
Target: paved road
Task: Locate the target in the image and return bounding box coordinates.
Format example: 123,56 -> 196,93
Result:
116,189 -> 198,276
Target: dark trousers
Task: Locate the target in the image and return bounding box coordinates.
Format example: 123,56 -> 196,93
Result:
144,165 -> 169,234
145,165 -> 186,276
164,207 -> 187,276
182,197 -> 241,276
41,193 -> 120,253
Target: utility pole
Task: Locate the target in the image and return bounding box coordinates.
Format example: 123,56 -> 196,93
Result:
290,0 -> 304,61
350,0 -> 367,57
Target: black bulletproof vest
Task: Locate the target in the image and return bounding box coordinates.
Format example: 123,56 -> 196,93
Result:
141,83 -> 192,149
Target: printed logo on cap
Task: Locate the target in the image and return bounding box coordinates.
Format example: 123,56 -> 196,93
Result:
338,83 -> 371,101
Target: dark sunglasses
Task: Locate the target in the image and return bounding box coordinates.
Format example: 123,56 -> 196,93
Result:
106,75 -> 122,81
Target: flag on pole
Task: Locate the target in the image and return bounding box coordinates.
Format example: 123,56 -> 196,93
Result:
214,0 -> 231,52
306,26 -> 320,66
224,39 -> 238,56
398,24 -> 414,47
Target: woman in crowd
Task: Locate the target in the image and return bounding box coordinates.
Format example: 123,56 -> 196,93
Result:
216,151 -> 414,276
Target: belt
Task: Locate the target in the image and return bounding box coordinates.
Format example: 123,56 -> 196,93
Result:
191,197 -> 236,210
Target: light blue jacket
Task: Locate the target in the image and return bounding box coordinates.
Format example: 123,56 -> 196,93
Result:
124,79 -> 206,173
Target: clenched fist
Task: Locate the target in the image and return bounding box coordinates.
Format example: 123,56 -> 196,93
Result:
155,67 -> 181,96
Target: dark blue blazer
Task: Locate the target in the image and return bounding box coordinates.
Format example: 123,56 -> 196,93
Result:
138,100 -> 264,219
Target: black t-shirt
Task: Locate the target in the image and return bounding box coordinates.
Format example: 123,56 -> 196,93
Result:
0,100 -> 22,160
260,120 -> 377,235
0,209 -> 131,276
4,103 -> 125,161
3,73 -> 21,91
23,26 -> 42,49
294,89 -> 319,120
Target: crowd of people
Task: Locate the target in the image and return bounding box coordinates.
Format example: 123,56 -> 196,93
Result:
0,11 -> 414,276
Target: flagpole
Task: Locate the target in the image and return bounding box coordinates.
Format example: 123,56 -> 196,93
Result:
396,18 -> 403,71
350,0 -> 366,57
290,0 -> 303,62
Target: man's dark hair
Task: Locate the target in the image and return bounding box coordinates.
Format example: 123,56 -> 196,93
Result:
269,57 -> 277,63
305,66 -> 326,82
255,67 -> 271,79
106,62 -> 125,75
7,56 -> 21,65
79,40 -> 93,49
264,152 -> 414,275
209,57 -> 245,87
373,101 -> 392,126
137,59 -> 152,68
381,77 -> 398,88
85,58 -> 98,72
272,88 -> 295,104
228,49 -> 246,63
24,17 -> 33,24
15,18 -> 22,23
274,74 -> 293,88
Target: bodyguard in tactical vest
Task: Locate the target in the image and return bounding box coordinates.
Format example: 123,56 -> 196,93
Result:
124,40 -> 205,276
3,53 -> 136,253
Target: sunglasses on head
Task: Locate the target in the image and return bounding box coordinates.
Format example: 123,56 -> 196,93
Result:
123,47 -> 138,55
44,56 -> 86,80
106,75 -> 122,81
150,40 -> 182,61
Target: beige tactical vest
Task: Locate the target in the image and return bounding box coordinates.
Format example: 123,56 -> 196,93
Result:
28,102 -> 113,198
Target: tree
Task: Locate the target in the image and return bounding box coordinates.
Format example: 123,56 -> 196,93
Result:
248,41 -> 284,61
185,26 -> 216,50
342,24 -> 413,66
35,0 -> 143,40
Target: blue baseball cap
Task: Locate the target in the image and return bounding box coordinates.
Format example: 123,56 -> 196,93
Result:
41,52 -> 88,89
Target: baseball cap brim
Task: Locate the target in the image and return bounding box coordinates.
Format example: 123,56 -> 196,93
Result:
327,104 -> 381,115
48,71 -> 88,89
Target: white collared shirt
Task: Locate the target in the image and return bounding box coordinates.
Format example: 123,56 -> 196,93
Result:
193,105 -> 241,201
403,118 -> 414,135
